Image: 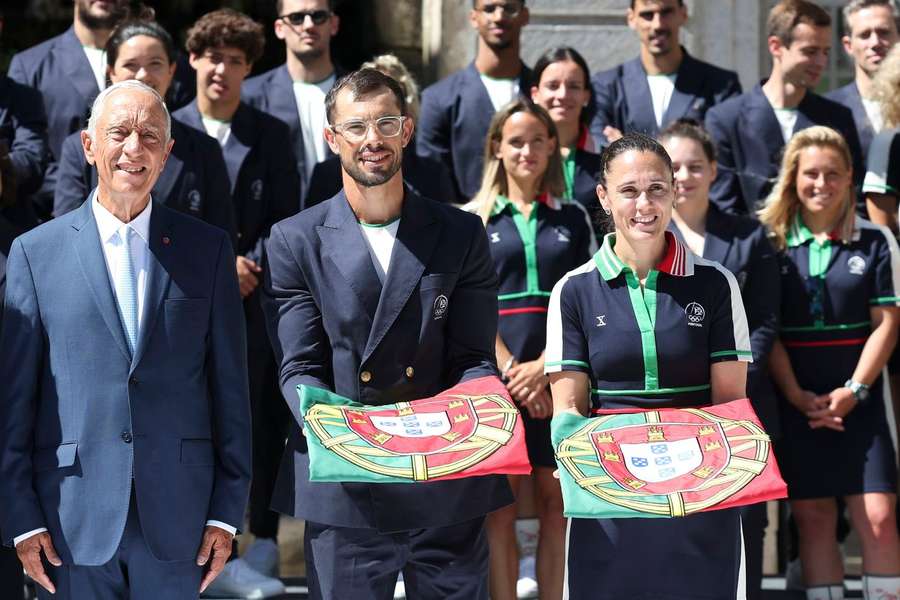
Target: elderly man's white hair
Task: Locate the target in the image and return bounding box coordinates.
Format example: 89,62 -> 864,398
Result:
86,80 -> 172,142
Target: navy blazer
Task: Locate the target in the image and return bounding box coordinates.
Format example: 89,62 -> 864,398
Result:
262,189 -> 513,531
706,83 -> 864,216
0,198 -> 251,565
53,118 -> 237,246
418,62 -> 532,202
0,74 -> 49,222
243,64 -> 342,198
670,206 -> 781,435
571,149 -> 603,237
826,82 -> 874,159
8,26 -> 100,218
0,214 -> 18,330
304,139 -> 457,208
589,49 -> 742,147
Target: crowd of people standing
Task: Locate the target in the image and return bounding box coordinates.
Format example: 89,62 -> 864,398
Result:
1,0 -> 900,599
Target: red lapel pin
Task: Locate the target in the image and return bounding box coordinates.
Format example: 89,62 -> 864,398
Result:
162,236 -> 171,245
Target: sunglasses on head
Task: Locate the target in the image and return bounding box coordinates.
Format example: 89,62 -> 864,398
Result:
279,10 -> 331,26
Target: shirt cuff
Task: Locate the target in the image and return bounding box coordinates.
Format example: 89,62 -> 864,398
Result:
14,528 -> 48,547
206,520 -> 237,536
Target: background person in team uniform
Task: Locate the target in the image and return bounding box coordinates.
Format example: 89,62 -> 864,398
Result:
52,19 -> 237,246
545,133 -> 752,599
759,126 -> 900,600
464,99 -> 595,600
658,119 -> 780,600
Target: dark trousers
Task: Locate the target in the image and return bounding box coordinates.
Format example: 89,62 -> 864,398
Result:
739,502 -> 768,600
305,517 -> 489,600
247,342 -> 290,539
0,544 -> 24,600
38,492 -> 202,600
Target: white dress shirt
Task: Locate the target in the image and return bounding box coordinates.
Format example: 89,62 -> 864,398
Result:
14,196 -> 235,547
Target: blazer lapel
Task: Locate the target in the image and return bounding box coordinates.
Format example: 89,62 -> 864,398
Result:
621,58 -> 658,135
316,193 -> 382,322
363,191 -> 441,363
153,119 -> 188,206
463,63 -> 497,121
131,203 -> 172,370
222,104 -> 255,194
270,66 -> 306,181
71,194 -> 131,361
743,85 -> 785,163
57,27 -> 101,112
663,52 -> 699,125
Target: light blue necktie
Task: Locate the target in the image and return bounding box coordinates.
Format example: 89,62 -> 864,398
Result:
114,225 -> 138,354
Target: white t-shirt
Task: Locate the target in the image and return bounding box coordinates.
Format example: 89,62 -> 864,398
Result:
201,116 -> 232,147
647,73 -> 677,128
773,107 -> 799,143
293,74 -> 335,180
82,46 -> 107,91
480,75 -> 519,112
359,218 -> 401,282
862,97 -> 885,135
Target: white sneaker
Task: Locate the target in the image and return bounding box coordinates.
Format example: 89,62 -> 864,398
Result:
242,538 -> 280,578
394,572 -> 406,599
517,555 -> 538,599
200,557 -> 286,599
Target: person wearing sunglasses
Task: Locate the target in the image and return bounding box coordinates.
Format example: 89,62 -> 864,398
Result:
418,0 -> 531,203
262,68 -> 512,600
759,126 -> 900,600
243,0 -> 342,201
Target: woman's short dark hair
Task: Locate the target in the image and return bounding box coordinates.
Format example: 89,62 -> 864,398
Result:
658,118 -> 717,163
325,68 -> 408,124
106,19 -> 176,67
598,132 -> 673,189
531,46 -> 595,126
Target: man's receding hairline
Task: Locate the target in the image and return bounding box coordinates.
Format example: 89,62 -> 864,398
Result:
332,86 -> 403,118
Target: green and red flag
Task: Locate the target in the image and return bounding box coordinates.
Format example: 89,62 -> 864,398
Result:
552,398 -> 787,519
299,376 -> 531,483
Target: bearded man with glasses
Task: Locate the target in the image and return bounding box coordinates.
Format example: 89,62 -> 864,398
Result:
262,68 -> 512,600
244,0 -> 343,199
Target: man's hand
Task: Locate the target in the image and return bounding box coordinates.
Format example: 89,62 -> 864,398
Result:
603,125 -> 623,144
236,256 -> 262,298
16,531 -> 61,594
196,525 -> 234,593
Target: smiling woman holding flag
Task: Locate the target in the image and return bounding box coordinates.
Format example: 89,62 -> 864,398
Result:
545,132 -> 753,599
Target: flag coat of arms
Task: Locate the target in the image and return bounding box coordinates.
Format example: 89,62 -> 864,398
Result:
552,398 -> 787,518
300,376 -> 531,483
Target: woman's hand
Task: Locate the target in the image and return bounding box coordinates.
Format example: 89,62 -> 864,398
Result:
506,358 -> 550,417
806,387 -> 858,432
786,388 -> 820,414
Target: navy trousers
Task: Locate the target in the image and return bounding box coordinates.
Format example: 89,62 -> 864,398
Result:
305,516 -> 489,600
0,544 -> 24,599
38,493 -> 202,600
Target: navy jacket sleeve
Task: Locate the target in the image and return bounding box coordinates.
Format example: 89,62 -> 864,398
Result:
52,133 -> 91,217
262,222 -> 331,427
204,231 -> 252,529
706,102 -> 745,215
443,215 -> 500,384
416,88 -> 457,197
304,157 -> 341,210
1,79 -> 48,199
589,70 -> 619,147
198,135 -> 238,249
0,238 -> 48,543
744,228 -> 780,379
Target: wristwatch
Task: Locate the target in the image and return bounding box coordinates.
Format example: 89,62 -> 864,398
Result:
844,379 -> 870,403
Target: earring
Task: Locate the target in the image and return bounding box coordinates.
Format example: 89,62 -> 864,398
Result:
603,207 -> 611,215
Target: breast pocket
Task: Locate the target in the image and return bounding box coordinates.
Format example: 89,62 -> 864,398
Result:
163,298 -> 210,347
420,273 -> 457,323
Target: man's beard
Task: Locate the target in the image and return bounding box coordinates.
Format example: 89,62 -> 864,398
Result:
77,0 -> 127,31
292,46 -> 325,63
484,37 -> 513,52
341,146 -> 403,188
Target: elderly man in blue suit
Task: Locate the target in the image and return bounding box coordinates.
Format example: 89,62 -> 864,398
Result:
0,80 -> 251,599
590,0 -> 741,147
263,69 -> 512,600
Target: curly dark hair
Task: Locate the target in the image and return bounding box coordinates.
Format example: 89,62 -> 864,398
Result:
185,9 -> 265,65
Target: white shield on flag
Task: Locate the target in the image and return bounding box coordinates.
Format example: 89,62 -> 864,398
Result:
619,437 -> 703,483
369,412 -> 451,438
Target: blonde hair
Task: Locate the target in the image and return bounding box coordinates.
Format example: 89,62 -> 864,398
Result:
360,54 -> 421,122
757,126 -> 856,250
471,100 -> 565,224
872,44 -> 900,128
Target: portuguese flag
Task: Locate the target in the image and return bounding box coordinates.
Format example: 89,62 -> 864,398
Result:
552,398 -> 787,519
299,376 -> 531,483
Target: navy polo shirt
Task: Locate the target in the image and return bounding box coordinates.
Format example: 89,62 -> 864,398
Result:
546,231 -> 752,409
481,195 -> 596,362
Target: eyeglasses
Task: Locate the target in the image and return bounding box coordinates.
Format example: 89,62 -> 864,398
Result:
478,2 -> 523,18
278,10 -> 331,26
331,116 -> 406,142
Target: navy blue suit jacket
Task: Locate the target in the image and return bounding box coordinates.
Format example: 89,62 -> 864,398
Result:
53,118 -> 237,246
8,27 -> 100,218
826,82 -> 874,159
571,149 -> 602,235
262,188 -> 513,531
0,197 -> 251,565
0,214 -> 18,326
706,83 -> 864,216
589,50 -> 742,147
417,62 -> 532,202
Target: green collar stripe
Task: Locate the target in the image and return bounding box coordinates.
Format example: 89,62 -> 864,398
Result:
710,350 -> 754,358
563,151 -> 576,200
594,233 -> 626,281
496,195 -> 542,295
624,269 -> 660,391
781,321 -> 870,332
592,384 -> 711,396
358,216 -> 401,228
787,215 -> 832,277
498,290 -> 553,301
545,359 -> 591,368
